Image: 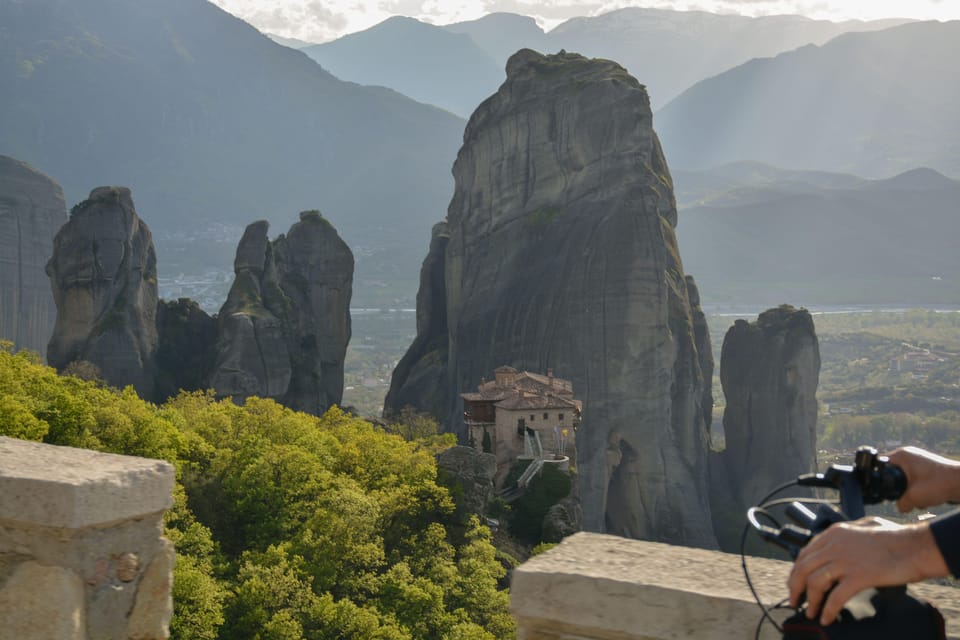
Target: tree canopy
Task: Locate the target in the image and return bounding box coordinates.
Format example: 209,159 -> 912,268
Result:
0,342 -> 515,639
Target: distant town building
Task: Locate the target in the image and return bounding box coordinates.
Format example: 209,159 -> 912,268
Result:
889,349 -> 944,375
462,366 -> 581,487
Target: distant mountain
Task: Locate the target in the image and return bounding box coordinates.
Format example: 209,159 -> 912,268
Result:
302,16 -> 505,117
672,161 -> 867,209
0,0 -> 465,307
444,12 -> 547,64
551,9 -> 908,108
675,164 -> 960,306
265,33 -> 318,49
302,9 -> 907,118
656,21 -> 960,178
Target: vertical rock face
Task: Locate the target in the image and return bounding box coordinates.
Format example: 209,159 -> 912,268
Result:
0,156 -> 66,357
46,187 -> 158,397
210,212 -> 353,415
719,305 -> 820,509
388,49 -> 716,547
154,298 -> 218,401
686,276 -> 714,434
384,221 -> 450,420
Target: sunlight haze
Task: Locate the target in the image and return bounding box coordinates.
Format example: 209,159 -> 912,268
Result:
209,0 -> 960,43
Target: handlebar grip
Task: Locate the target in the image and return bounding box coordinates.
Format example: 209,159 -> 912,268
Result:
867,462 -> 907,503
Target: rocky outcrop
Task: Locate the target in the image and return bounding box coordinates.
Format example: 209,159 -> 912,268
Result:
386,50 -> 716,547
716,305 -> 820,513
0,156 -> 66,357
436,445 -> 497,522
154,298 -> 218,401
686,276 -> 714,434
384,221 -> 450,421
46,187 -> 158,397
210,211 -> 353,415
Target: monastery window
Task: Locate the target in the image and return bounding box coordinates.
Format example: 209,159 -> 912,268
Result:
543,412 -> 549,420
559,413 -> 565,421
530,414 -> 535,422
517,418 -> 526,436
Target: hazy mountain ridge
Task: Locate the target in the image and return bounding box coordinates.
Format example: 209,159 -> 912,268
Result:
0,0 -> 465,306
675,163 -> 960,305
302,16 -> 505,117
657,21 -> 960,178
300,8 -> 911,116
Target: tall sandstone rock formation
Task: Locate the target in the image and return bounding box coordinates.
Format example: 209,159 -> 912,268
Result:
387,50 -> 716,546
46,187 -> 158,397
210,212 -> 353,415
0,156 -> 66,356
713,305 -> 820,537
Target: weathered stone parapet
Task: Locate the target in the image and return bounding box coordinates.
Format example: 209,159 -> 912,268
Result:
0,437 -> 175,640
511,532 -> 960,640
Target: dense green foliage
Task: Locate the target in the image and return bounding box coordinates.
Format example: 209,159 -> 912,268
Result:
0,342 -> 514,640
503,463 -> 572,544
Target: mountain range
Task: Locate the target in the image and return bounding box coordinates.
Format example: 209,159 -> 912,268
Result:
302,9 -> 908,115
0,0 -> 465,306
675,163 -> 960,306
656,20 -> 960,178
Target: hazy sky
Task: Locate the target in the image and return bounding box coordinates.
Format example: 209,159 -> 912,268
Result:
209,0 -> 960,43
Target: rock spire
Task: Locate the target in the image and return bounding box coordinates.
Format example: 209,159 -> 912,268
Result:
387,49 -> 716,546
0,156 -> 66,357
46,187 -> 159,397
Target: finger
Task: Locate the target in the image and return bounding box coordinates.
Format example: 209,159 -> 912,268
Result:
788,547 -> 832,607
819,578 -> 863,626
803,565 -> 836,620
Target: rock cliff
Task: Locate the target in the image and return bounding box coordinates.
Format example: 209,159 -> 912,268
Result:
386,50 -> 716,547
0,156 -> 66,356
210,212 -> 353,415
384,221 -> 450,420
154,298 -> 218,401
686,276 -> 714,434
46,187 -> 158,397
716,305 -> 820,514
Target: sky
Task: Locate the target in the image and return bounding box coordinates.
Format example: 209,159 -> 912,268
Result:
208,0 -> 960,43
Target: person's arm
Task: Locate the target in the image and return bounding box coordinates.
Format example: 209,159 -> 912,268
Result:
929,508 -> 960,577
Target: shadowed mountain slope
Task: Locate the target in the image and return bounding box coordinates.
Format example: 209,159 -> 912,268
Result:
657,21 -> 960,178
675,164 -> 960,306
0,0 -> 464,304
303,16 -> 505,117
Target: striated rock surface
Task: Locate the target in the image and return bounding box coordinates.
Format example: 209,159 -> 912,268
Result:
384,221 -> 450,420
210,211 -> 353,415
0,156 -> 66,357
686,276 -> 714,434
716,305 -> 820,513
46,187 -> 158,397
387,50 -> 716,546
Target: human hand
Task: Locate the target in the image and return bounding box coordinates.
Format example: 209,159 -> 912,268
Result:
888,446 -> 960,512
787,517 -> 944,626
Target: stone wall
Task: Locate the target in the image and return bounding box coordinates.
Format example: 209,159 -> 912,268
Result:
0,437 -> 175,640
512,532 -> 960,640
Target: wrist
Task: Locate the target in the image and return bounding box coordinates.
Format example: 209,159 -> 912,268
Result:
907,523 -> 950,581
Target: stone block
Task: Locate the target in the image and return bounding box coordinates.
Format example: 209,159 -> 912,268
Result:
0,436 -> 174,529
0,560 -> 85,640
127,538 -> 175,639
511,532 -> 960,640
